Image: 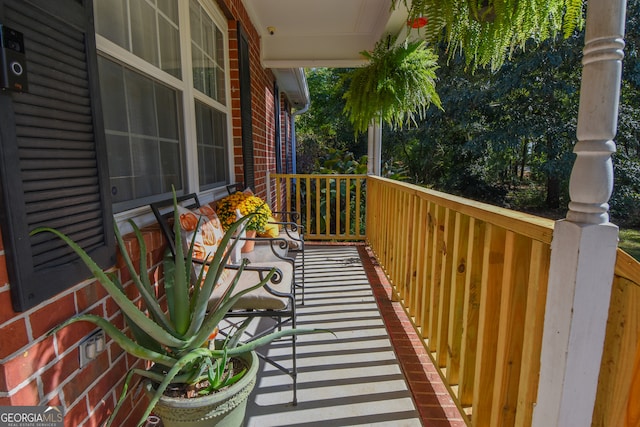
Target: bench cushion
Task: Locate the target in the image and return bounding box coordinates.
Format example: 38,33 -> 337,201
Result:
209,261 -> 293,311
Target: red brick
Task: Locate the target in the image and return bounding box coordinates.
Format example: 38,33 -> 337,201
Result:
84,399 -> 114,427
41,349 -> 80,396
87,358 -> 126,410
0,317 -> 29,359
418,404 -> 466,421
0,380 -> 39,406
0,335 -> 55,390
54,318 -> 99,355
76,281 -> 108,312
0,289 -> 19,325
65,398 -> 89,427
0,258 -> 10,288
61,350 -> 110,406
30,293 -> 76,338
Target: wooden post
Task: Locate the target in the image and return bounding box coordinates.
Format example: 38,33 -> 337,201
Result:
533,0 -> 626,426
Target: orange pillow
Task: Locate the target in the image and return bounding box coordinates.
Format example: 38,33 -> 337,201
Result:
257,217 -> 280,238
176,205 -> 227,287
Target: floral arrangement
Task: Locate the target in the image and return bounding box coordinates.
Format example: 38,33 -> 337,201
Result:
216,192 -> 272,232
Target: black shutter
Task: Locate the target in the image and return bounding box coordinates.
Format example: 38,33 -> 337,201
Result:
0,0 -> 114,311
237,23 -> 255,189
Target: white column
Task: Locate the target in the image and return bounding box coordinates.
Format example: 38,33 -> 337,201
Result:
367,119 -> 383,176
532,1 -> 626,426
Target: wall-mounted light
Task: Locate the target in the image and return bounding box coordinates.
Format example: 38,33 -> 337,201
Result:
267,26 -> 276,35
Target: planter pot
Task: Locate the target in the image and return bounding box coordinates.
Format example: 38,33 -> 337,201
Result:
241,230 -> 256,253
145,350 -> 258,427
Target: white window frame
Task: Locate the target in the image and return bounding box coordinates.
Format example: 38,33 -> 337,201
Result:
95,0 -> 235,229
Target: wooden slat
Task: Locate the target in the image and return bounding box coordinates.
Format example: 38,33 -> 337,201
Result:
436,207 -> 455,367
515,240 -> 551,426
447,212 -> 471,385
592,275 -> 640,427
490,232 -> 532,427
472,224 -> 506,427
428,204 -> 445,352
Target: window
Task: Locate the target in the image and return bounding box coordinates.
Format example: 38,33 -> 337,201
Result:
94,0 -> 231,212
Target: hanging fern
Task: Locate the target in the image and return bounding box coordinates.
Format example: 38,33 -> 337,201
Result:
343,36 -> 442,134
392,0 -> 585,70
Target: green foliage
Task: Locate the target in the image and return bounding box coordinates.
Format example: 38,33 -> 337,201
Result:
343,36 -> 442,134
393,0 -> 585,70
33,193 -> 322,427
619,228 -> 640,261
296,68 -> 367,172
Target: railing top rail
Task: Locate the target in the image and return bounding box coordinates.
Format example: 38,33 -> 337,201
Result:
615,249 -> 640,285
369,175 -> 555,244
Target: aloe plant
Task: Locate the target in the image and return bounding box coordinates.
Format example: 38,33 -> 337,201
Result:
32,193 -> 320,426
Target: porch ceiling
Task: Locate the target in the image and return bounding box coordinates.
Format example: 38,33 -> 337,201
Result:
242,0 -> 410,68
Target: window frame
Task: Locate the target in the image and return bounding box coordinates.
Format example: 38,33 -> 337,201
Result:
94,0 -> 234,220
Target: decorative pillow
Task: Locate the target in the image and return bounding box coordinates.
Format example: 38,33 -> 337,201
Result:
176,205 -> 227,286
257,216 -> 280,238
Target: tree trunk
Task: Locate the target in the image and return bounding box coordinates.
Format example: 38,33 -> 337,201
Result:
547,175 -> 560,208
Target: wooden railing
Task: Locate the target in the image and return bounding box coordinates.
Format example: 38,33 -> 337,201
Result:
269,173 -> 367,241
592,249 -> 640,427
366,176 -> 553,426
270,173 -> 640,427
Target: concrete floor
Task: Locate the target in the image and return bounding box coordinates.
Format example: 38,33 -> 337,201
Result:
243,246 -> 422,427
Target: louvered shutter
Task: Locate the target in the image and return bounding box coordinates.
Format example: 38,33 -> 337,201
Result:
0,0 -> 114,311
238,24 -> 255,190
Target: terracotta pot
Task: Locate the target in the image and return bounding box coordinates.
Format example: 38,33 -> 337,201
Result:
241,230 -> 256,253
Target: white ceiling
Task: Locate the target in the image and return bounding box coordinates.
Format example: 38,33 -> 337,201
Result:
242,0 -> 410,68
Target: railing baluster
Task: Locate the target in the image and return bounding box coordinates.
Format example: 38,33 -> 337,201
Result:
473,224 -> 506,427
447,212 -> 470,386
515,240 -> 550,427
459,217 -> 485,408
490,232 -> 532,427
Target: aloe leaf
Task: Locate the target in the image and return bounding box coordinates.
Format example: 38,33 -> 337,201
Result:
113,221 -> 179,337
163,248 -> 176,324
136,348 -> 213,426
187,263 -> 277,349
105,368 -> 143,427
32,227 -> 188,349
170,191 -> 191,335
110,274 -> 164,354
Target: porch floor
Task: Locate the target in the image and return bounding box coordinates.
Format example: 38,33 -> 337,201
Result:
243,244 -> 466,427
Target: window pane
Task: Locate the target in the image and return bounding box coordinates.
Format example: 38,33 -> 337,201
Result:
97,57 -> 128,132
106,134 -> 133,203
192,44 -> 205,94
190,0 -> 225,102
125,69 -> 158,137
94,0 -> 129,49
160,140 -> 181,192
132,137 -> 162,197
159,16 -> 181,78
99,57 -> 184,210
157,0 -> 178,22
130,0 -> 159,67
196,101 -> 228,190
156,84 -> 179,139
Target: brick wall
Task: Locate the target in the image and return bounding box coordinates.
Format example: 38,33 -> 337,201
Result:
0,0 -> 286,424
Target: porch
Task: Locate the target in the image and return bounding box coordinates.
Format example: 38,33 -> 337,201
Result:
245,173 -> 640,427
245,244 -> 464,426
